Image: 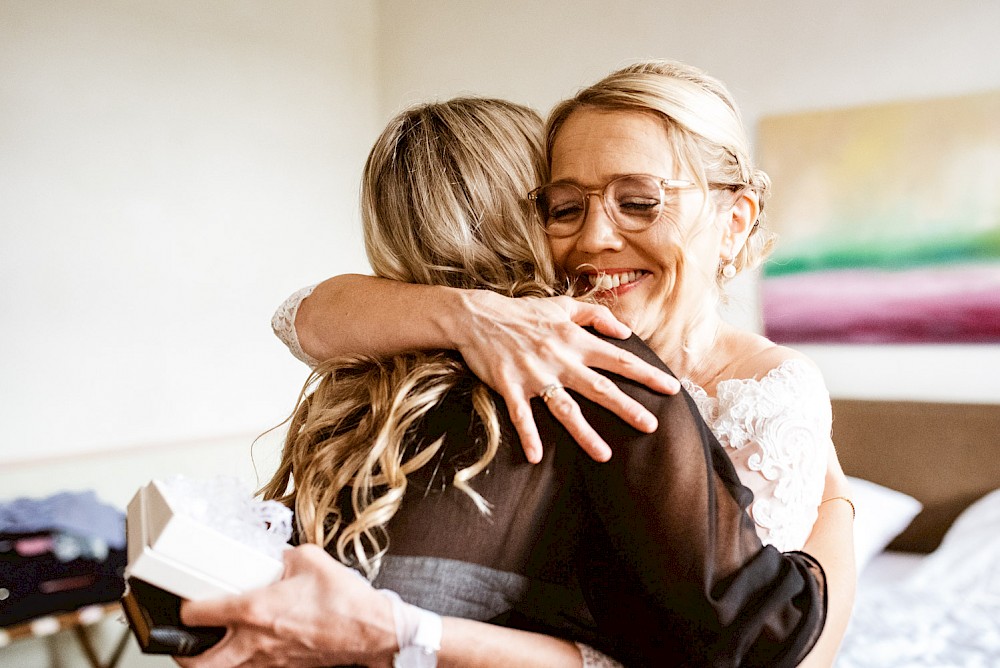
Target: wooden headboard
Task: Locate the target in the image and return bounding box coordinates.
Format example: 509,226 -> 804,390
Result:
831,399 -> 1000,553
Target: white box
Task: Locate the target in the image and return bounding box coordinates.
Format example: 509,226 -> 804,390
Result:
126,480 -> 285,601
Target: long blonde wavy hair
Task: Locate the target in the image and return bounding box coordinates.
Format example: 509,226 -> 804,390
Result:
260,98 -> 556,578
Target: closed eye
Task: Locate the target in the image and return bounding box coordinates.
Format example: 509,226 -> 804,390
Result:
549,202 -> 585,220
617,197 -> 660,213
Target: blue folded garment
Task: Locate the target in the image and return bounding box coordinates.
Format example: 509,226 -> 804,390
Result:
0,490 -> 125,549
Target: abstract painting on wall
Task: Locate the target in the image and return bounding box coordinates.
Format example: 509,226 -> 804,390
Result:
758,90 -> 1000,344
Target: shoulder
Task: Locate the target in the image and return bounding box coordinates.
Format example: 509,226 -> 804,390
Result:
711,334 -> 833,460
718,332 -> 830,418
726,331 -> 823,386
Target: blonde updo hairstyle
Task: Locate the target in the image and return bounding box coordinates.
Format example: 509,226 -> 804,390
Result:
261,98 -> 556,578
546,60 -> 775,285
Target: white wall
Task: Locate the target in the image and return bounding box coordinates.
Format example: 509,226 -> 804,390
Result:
1,3 -> 377,663
5,1 -> 996,471
0,1 -> 380,466
375,0 -> 1000,403
2,0 -> 996,473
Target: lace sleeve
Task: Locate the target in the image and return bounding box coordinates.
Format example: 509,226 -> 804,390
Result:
271,284 -> 319,368
712,359 -> 833,551
575,642 -> 623,668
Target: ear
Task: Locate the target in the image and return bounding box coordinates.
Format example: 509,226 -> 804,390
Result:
719,189 -> 760,260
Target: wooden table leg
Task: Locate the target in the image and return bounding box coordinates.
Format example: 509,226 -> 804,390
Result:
72,622 -> 132,668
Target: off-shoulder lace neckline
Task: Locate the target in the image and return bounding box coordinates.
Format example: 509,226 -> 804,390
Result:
681,358 -> 812,399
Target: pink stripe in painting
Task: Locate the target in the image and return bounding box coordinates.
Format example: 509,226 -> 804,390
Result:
762,264 -> 1000,343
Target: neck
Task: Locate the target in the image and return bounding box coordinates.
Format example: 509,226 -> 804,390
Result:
646,306 -> 726,385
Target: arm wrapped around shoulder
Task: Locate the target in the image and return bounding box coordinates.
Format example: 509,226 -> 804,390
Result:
551,333 -> 827,667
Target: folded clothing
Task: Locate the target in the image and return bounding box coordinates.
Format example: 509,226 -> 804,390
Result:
0,490 -> 127,627
0,490 -> 125,549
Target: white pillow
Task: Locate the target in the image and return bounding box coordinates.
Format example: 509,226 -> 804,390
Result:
848,476 -> 922,573
937,487 -> 1000,547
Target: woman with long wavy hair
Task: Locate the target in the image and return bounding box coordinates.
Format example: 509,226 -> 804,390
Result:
180,93 -> 833,668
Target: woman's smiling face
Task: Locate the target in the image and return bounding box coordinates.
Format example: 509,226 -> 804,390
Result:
547,108 -> 726,344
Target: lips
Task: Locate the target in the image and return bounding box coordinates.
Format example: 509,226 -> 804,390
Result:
584,270 -> 649,291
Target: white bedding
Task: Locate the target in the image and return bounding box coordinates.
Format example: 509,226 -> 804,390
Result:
857,550 -> 924,588
837,489 -> 1000,667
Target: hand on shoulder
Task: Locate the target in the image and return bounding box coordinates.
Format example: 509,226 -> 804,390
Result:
453,290 -> 680,463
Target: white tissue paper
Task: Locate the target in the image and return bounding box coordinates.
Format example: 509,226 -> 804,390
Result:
126,475 -> 291,601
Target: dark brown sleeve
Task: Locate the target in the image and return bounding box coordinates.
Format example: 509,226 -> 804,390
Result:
538,333 -> 826,667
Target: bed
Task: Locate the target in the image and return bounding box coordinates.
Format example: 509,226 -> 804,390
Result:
830,399 -> 1000,667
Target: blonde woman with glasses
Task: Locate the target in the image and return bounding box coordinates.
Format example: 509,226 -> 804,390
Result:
182,62 -> 852,668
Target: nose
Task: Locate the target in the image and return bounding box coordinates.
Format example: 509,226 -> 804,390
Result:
575,192 -> 624,254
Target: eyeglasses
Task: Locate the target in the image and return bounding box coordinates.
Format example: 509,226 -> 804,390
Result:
527,174 -> 698,238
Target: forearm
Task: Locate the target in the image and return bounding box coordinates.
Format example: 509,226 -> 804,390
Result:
178,545 -> 585,668
282,275 -> 678,462
295,274 -> 466,361
798,481 -> 857,667
438,618 -> 581,668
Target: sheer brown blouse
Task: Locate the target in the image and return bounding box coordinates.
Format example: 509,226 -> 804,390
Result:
333,333 -> 826,666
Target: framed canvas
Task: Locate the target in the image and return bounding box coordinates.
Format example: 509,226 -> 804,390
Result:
758,91 -> 1000,343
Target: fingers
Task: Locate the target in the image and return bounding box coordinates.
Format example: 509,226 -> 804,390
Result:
540,386 -> 612,462
174,630 -> 245,668
566,301 -> 631,339
502,377 -> 611,464
569,368 -> 659,435
534,338 -> 681,459
460,295 -> 680,464
494,334 -> 679,464
587,342 -> 680,396
181,597 -> 240,629
172,609 -> 238,668
555,305 -> 679,395
506,393 -> 543,464
283,542 -> 324,571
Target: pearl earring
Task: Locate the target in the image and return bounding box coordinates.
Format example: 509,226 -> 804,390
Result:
720,259 -> 737,279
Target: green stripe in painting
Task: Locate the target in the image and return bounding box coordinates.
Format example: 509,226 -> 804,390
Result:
765,226 -> 1000,277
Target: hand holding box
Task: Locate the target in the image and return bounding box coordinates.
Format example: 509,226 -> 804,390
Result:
125,477 -> 289,600
122,476 -> 292,655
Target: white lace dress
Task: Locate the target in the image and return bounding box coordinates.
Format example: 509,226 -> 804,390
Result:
683,360 -> 832,552
271,289 -> 832,667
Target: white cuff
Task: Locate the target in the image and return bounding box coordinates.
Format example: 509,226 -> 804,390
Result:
271,284 -> 319,367
381,589 -> 441,668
